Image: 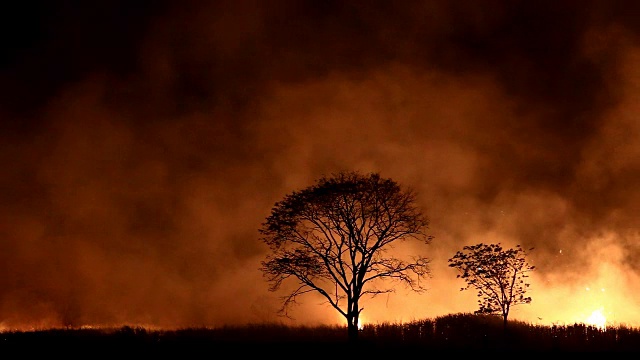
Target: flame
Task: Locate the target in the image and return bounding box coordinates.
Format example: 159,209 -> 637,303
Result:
358,316 -> 366,330
585,308 -> 607,329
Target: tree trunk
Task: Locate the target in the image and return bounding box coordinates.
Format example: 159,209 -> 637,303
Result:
345,297 -> 361,343
347,322 -> 359,343
502,314 -> 510,350
346,309 -> 359,343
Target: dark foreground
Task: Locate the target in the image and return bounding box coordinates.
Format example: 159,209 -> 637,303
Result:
2,313 -> 640,355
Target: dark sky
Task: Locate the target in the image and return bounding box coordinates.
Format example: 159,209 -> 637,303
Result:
2,0 -> 640,329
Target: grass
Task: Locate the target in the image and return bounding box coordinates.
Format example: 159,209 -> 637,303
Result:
1,312 -> 639,354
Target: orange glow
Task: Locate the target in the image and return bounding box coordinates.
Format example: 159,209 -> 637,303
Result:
3,2 -> 640,333
335,232 -> 640,330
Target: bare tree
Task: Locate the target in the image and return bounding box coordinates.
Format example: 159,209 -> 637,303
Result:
259,171 -> 434,343
448,243 -> 535,331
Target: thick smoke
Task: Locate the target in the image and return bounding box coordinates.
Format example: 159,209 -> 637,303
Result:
1,1 -> 640,329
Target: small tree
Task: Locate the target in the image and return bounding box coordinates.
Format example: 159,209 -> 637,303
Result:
259,171 -> 434,343
448,243 -> 535,331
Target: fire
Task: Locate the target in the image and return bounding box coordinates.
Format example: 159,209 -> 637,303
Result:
585,308 -> 607,329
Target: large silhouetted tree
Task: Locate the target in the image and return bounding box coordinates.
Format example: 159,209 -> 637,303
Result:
448,243 -> 535,331
259,171 -> 434,343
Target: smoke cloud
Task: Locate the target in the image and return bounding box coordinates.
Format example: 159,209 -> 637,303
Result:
1,0 -> 640,329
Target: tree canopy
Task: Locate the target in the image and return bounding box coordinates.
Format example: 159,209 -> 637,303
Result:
259,171 -> 434,342
448,243 -> 535,330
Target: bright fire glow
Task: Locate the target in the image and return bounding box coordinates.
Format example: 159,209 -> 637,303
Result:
358,316 -> 366,330
586,309 -> 607,329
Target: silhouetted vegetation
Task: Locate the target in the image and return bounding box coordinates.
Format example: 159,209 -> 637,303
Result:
2,313 -> 640,354
448,243 -> 535,331
260,171 -> 434,343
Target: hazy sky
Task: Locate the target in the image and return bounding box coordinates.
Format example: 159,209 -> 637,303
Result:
2,0 -> 640,330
